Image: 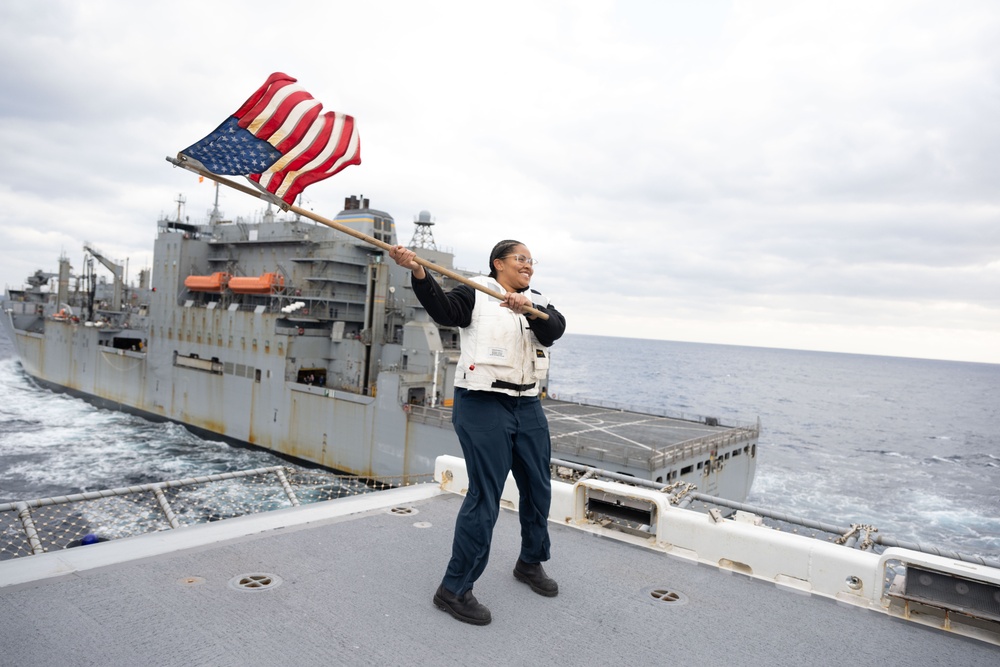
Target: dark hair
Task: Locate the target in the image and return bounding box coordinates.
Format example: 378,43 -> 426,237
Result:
488,239 -> 523,278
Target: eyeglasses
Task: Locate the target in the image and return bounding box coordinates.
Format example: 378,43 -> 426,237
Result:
504,254 -> 538,266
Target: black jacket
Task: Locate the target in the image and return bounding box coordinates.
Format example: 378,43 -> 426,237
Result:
410,273 -> 566,347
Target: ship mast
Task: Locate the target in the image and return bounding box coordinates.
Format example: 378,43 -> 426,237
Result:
209,182 -> 223,224
175,193 -> 187,223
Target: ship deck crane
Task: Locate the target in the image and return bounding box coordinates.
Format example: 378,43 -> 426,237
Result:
83,242 -> 124,312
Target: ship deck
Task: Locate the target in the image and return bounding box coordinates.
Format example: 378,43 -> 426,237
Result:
1,483 -> 994,666
542,398 -> 754,468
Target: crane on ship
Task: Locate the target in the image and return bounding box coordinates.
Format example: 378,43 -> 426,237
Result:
83,242 -> 125,314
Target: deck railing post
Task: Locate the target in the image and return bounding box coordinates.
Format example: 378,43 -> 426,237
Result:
274,468 -> 301,506
152,485 -> 181,529
15,502 -> 44,555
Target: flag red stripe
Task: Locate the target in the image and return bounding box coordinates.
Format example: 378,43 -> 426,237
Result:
267,114 -> 343,196
258,113 -> 334,196
296,114 -> 357,182
232,72 -> 297,121
253,91 -> 316,141
272,103 -> 323,155
281,115 -> 361,201
272,113 -> 336,182
282,145 -> 361,203
198,72 -> 360,205
235,78 -> 298,130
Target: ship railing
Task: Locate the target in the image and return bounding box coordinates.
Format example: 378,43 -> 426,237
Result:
547,392 -> 755,430
299,269 -> 368,285
405,404 -> 453,428
4,301 -> 36,314
0,466 -> 432,561
647,424 -> 759,469
284,286 -> 368,302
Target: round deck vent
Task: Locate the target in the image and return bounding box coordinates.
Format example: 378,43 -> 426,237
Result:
388,506 -> 418,516
229,573 -> 283,592
642,586 -> 689,606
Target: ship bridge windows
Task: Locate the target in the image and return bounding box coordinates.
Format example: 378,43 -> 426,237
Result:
372,216 -> 394,243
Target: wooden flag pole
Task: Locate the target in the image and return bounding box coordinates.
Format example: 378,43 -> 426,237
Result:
165,156 -> 548,320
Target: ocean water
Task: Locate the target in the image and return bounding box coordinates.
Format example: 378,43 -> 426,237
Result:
549,335 -> 1000,561
1,331 -> 998,561
0,335 -> 292,501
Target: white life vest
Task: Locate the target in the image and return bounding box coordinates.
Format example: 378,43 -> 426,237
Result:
455,276 -> 551,396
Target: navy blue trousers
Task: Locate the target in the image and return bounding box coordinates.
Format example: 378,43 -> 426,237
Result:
442,387 -> 552,596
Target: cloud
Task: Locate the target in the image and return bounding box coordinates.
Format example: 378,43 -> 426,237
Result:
1,0 -> 998,363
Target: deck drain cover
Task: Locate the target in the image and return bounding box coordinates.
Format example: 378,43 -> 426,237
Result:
229,573 -> 282,592
388,506 -> 418,516
642,586 -> 689,607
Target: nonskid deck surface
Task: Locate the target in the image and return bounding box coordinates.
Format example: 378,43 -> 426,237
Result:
0,489 -> 993,667
543,398 -> 739,457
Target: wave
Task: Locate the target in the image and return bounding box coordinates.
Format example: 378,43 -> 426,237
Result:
0,357 -> 292,501
855,448 -> 906,458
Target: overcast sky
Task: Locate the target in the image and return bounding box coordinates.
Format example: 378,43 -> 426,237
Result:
1,1 -> 998,363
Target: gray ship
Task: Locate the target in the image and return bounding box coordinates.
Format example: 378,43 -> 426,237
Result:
1,193 -> 758,498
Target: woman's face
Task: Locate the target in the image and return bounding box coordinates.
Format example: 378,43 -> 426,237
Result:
493,243 -> 534,292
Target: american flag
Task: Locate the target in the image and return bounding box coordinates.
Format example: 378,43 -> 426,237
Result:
180,72 -> 361,205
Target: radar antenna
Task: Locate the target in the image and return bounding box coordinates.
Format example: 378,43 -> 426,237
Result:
408,210 -> 438,250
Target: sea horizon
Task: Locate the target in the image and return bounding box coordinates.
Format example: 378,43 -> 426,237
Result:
564,331 -> 1000,368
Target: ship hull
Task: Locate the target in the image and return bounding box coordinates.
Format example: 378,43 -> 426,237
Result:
1,313 -> 455,483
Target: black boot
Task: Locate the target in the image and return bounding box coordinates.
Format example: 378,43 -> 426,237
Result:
513,558 -> 558,597
433,584 -> 492,625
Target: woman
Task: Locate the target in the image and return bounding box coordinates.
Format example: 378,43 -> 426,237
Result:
388,240 -> 567,626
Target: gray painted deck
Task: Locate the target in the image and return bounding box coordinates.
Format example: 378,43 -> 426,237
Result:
0,486 -> 994,667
